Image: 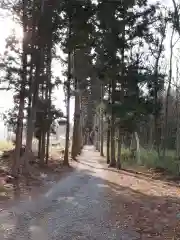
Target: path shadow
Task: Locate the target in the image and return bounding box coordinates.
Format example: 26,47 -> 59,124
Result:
2,167 -> 180,239
78,158 -> 180,188
6,214 -> 31,240
12,180 -> 21,200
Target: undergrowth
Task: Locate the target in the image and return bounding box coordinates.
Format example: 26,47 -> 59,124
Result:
121,147 -> 180,176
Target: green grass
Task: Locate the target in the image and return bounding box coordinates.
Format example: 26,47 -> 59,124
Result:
103,144 -> 180,176
120,147 -> 180,176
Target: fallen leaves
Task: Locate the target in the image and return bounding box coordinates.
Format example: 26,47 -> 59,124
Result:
101,164 -> 180,239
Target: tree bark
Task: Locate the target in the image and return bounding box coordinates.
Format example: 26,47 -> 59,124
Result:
97,111 -> 101,151
71,78 -> 81,160
63,19 -> 72,166
40,128 -> 46,166
100,111 -> 104,157
116,127 -> 122,169
106,117 -> 110,164
12,0 -> 28,177
175,61 -> 180,158
45,129 -> 50,164
134,131 -> 140,164
38,132 -> 42,158
100,83 -> 104,157
109,80 -> 116,167
162,28 -> 174,159
23,0 -> 45,174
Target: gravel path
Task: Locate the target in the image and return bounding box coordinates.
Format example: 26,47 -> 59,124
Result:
0,146 -> 179,239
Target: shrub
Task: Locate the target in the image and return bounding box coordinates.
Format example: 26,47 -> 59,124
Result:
120,147 -> 179,176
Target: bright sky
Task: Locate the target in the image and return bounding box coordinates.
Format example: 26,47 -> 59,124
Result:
0,9 -> 74,122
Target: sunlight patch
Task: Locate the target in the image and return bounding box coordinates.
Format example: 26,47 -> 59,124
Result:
45,189 -> 53,197
40,173 -> 47,179
91,199 -> 99,204
57,196 -> 67,201
57,196 -> 75,202
96,183 -> 109,188
0,223 -> 15,235
66,196 -> 75,202
30,225 -> 48,240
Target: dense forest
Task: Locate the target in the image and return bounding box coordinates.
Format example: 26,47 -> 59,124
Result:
0,0 -> 180,177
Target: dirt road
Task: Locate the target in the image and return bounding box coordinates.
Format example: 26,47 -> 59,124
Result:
0,146 -> 179,239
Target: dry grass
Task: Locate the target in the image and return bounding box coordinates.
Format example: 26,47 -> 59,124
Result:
0,141 -> 13,153
0,140 -> 74,203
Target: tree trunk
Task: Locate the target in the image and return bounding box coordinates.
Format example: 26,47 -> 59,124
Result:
100,111 -> 104,157
23,0 -> 45,174
71,78 -> 81,160
109,80 -> 116,167
40,129 -> 46,166
45,130 -> 50,164
116,127 -> 122,170
12,0 -> 28,177
23,59 -> 40,172
38,132 -> 42,158
63,20 -> 72,166
45,6 -> 53,164
94,114 -> 99,150
64,85 -> 70,166
106,117 -> 110,164
148,114 -> 153,149
175,62 -> 180,158
106,84 -> 111,164
13,96 -> 25,177
152,17 -> 166,152
100,83 -> 104,157
162,28 -> 174,159
78,98 -> 83,152
134,132 -> 140,164
97,112 -> 101,151
109,118 -> 116,167
176,106 -> 180,159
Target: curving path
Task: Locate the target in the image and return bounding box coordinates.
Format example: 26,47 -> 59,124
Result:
0,146 -> 179,239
